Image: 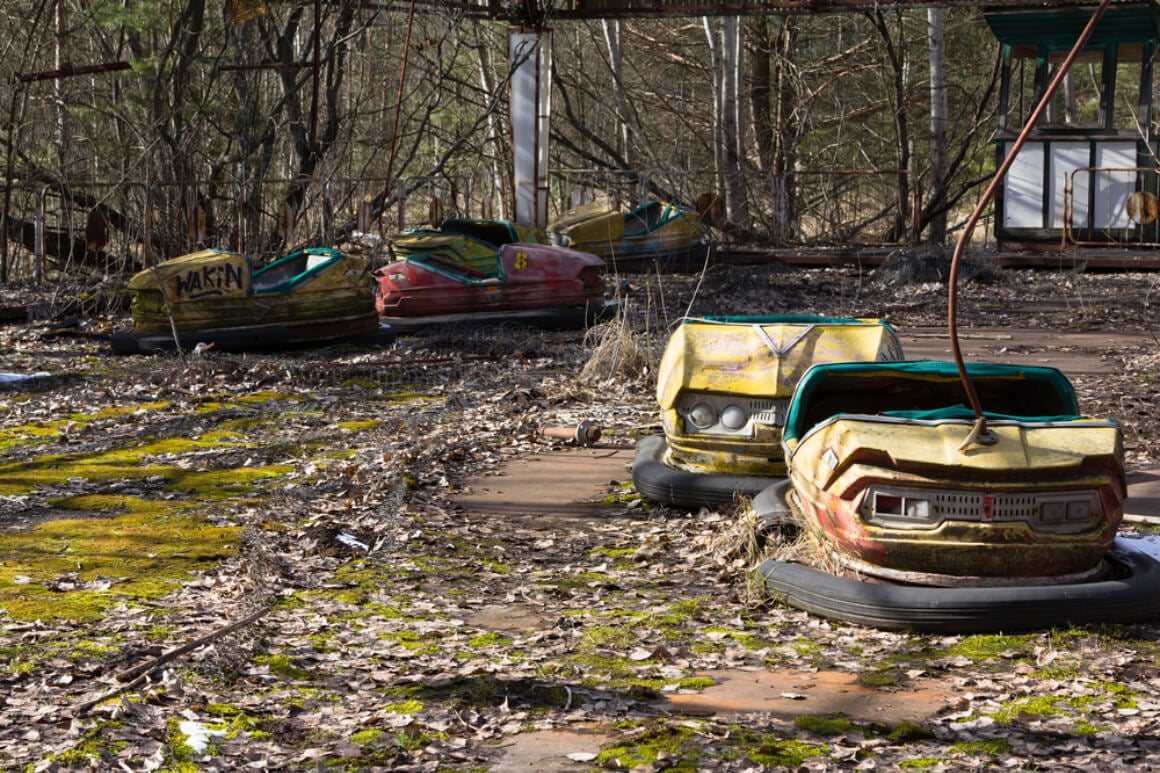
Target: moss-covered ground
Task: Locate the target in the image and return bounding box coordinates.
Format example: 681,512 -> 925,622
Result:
6,270 -> 1160,771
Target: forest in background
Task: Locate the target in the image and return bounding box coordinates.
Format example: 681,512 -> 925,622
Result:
0,0 -> 1007,280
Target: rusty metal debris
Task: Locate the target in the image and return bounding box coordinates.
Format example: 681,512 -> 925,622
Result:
540,420 -> 602,446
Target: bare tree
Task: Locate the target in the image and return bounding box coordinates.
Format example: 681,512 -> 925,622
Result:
704,15 -> 751,232
927,7 -> 949,245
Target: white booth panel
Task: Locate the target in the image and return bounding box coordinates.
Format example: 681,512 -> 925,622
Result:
1093,143 -> 1137,229
1003,143 -> 1045,228
1049,143 -> 1091,229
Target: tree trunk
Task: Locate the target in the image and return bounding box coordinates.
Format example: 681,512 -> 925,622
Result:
602,19 -> 633,174
704,15 -> 751,232
474,22 -> 507,220
748,18 -> 773,177
870,9 -> 911,243
772,16 -> 798,242
927,7 -> 948,245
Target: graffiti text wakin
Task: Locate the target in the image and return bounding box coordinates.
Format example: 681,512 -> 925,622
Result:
173,262 -> 245,298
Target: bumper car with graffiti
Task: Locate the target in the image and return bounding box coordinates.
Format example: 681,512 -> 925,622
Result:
110,247 -> 388,354
632,315 -> 905,509
758,360 -> 1160,633
376,218 -> 613,331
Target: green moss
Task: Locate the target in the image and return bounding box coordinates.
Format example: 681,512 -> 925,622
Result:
383,699 -> 424,714
888,721 -> 935,742
600,608 -> 647,623
271,592 -> 309,612
549,570 -> 616,590
651,597 -> 707,626
351,728 -> 384,745
0,510 -> 240,623
990,695 -> 1070,722
745,736 -> 826,768
202,703 -> 268,739
255,654 -> 312,681
688,639 -> 726,656
469,632 -> 511,648
0,436 -> 292,497
950,738 -> 1012,756
335,419 -> 383,432
169,464 -> 294,498
10,658 -> 35,676
1071,719 -> 1105,737
381,630 -> 440,652
900,759 -> 944,770
50,721 -> 130,767
1095,679 -> 1142,709
51,493 -> 186,514
166,717 -> 201,770
392,728 -> 445,752
596,482 -> 650,507
589,546 -> 638,560
230,390 -> 300,405
794,714 -> 855,736
577,625 -> 637,651
308,631 -> 337,652
596,722 -> 701,769
676,676 -> 716,690
939,633 -> 1037,665
857,668 -> 900,688
0,401 -> 173,454
690,624 -> 766,655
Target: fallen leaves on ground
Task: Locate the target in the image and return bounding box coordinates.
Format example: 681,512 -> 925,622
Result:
1,263 -> 1160,771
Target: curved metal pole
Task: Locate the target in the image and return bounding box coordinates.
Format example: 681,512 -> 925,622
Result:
948,0 -> 1112,451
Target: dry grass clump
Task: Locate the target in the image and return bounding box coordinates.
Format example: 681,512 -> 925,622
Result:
704,492 -> 821,605
579,303 -> 659,384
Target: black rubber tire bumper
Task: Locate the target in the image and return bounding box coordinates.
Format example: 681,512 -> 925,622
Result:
109,320 -> 395,355
632,434 -> 778,509
382,301 -> 617,335
758,545 -> 1160,634
751,479 -> 795,532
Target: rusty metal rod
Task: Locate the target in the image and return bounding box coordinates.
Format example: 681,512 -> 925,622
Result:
540,421 -> 602,446
947,0 -> 1112,451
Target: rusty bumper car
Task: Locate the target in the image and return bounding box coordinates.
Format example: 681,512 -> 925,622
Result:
376,218 -> 612,332
632,315 -> 904,509
111,247 -> 390,354
758,360 -> 1160,632
548,200 -> 712,273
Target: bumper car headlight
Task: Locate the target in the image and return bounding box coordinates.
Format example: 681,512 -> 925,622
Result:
687,402 -> 717,430
674,392 -> 787,437
720,404 -> 747,431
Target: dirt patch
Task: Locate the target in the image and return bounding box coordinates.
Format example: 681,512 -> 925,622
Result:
661,668 -> 952,724
453,446 -> 636,522
489,729 -> 610,772
468,603 -> 553,632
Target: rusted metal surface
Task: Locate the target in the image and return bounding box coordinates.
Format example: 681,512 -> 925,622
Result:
783,363 -> 1126,584
540,421 -> 602,446
548,201 -> 709,272
125,247 -> 374,335
375,237 -> 605,319
656,316 -> 903,478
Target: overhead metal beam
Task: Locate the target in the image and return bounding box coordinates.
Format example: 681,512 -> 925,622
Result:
420,0 -> 1150,21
